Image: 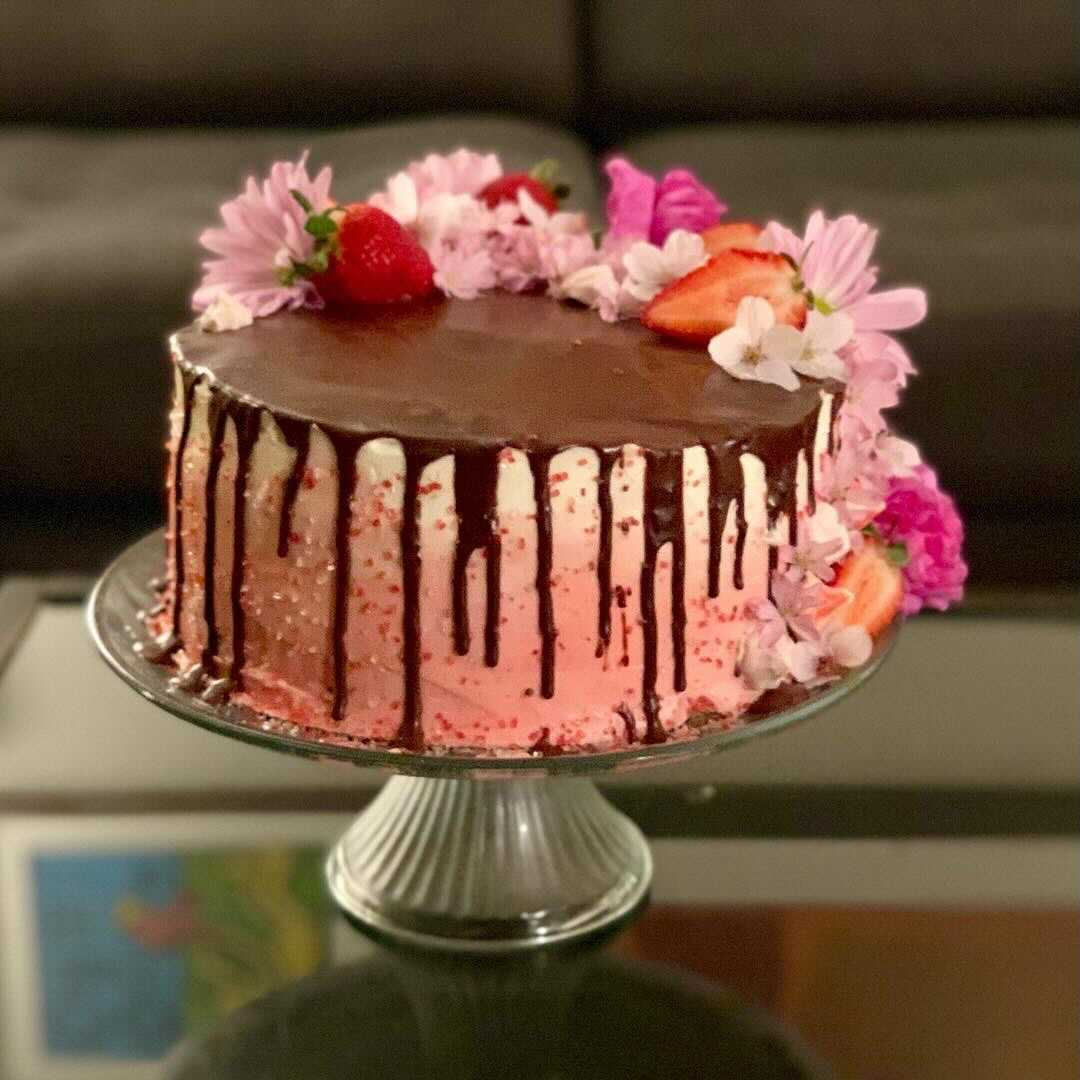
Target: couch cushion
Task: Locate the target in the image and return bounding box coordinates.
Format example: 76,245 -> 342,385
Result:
0,116 -> 600,504
1,2 -> 581,126
590,1 -> 1078,127
619,122 -> 1080,522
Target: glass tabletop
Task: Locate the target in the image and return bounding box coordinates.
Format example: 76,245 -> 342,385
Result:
0,812 -> 1074,1080
1,571 -> 1077,1078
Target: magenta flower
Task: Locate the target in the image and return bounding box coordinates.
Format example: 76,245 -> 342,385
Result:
760,211 -> 927,332
874,465 -> 967,614
194,153 -> 334,317
604,157 -> 725,245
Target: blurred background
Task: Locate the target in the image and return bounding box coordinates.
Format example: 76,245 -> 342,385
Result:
0,0 -> 1077,597
0,4 -> 1077,1079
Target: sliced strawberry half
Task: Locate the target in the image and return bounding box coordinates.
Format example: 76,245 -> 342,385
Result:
641,249 -> 807,345
828,541 -> 904,636
700,221 -> 763,256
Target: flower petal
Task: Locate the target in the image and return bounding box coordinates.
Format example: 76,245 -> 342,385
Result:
650,168 -> 726,244
754,356 -> 801,392
708,326 -> 750,369
737,295 -> 776,341
848,287 -> 928,331
806,310 -> 855,351
763,324 -> 803,368
829,625 -> 872,668
604,157 -> 657,239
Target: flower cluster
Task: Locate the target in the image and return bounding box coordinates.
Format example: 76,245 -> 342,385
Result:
739,507 -> 873,692
191,147 -> 965,690
369,153 -> 598,300
874,466 -> 967,614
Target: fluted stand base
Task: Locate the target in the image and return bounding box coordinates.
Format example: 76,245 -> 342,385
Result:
326,776 -> 652,951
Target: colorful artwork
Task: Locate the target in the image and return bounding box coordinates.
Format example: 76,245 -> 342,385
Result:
31,847 -> 328,1060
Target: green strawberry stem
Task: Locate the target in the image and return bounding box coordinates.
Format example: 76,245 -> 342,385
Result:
529,159 -> 570,202
862,524 -> 909,568
279,191 -> 342,284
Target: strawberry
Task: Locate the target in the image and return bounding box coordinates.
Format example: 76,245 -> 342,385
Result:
641,249 -> 807,345
313,204 -> 435,305
481,174 -> 558,213
479,159 -> 569,215
828,540 -> 904,636
701,221 -> 763,256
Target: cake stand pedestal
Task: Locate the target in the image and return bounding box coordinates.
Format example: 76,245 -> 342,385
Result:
89,532 -> 893,951
326,775 -> 649,948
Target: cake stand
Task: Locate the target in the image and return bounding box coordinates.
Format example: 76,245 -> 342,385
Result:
89,532 -> 894,952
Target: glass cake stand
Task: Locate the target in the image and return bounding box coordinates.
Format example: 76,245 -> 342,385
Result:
89,531 -> 895,951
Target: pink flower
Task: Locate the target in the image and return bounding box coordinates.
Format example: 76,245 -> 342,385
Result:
740,600 -> 822,690
652,169 -> 727,243
431,233 -> 497,300
194,153 -> 334,317
874,465 -> 967,614
841,350 -> 902,433
604,157 -> 726,245
405,149 -> 502,200
760,211 -> 927,332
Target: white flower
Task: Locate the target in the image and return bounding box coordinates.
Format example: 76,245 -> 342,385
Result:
415,192 -> 490,248
369,171 -> 420,227
555,264 -> 624,322
708,297 -> 801,391
740,600 -> 824,690
197,291 -> 254,333
767,309 -> 853,382
775,633 -> 824,682
622,229 -> 708,304
517,188 -> 591,238
824,624 -> 872,668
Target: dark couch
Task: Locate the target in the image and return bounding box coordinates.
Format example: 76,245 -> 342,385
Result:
2,1 -> 1077,595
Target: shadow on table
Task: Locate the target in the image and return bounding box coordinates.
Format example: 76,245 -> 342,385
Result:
164,930 -> 828,1080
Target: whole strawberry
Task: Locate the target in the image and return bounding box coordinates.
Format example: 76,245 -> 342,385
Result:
479,159 -> 569,214
285,195 -> 435,305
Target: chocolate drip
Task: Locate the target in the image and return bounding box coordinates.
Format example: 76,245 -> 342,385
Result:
528,449 -> 557,698
394,445 -> 440,751
277,419 -> 311,558
451,447 -> 502,667
615,585 -> 630,667
732,491 -> 748,591
704,442 -> 745,598
595,449 -> 617,658
828,391 -> 843,457
227,404 -> 259,688
804,406 -> 820,515
200,393 -> 227,673
328,433 -> 359,723
528,727 -> 565,757
170,371 -> 199,637
615,703 -> 637,744
765,456 -> 801,550
639,449 -> 686,744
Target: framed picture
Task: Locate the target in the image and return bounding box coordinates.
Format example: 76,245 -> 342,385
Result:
0,813 -> 366,1080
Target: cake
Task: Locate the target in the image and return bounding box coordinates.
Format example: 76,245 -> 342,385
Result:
148,150 -> 966,754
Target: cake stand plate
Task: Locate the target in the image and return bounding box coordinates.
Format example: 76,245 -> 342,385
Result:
89,532 -> 894,951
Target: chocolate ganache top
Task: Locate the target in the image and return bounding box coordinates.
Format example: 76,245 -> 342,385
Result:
173,293 -> 832,452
